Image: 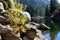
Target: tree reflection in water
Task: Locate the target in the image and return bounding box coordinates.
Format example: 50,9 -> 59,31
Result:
32,19 -> 60,40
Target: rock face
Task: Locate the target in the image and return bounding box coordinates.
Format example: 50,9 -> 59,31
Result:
0,1 -> 48,40
1,33 -> 22,40
34,37 -> 45,40
0,24 -> 22,40
52,8 -> 60,22
0,15 -> 49,40
0,23 -> 48,40
20,29 -> 47,40
20,0 -> 50,9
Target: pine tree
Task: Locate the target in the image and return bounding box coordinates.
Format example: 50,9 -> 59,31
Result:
45,5 -> 50,17
26,4 -> 42,17
50,0 -> 58,14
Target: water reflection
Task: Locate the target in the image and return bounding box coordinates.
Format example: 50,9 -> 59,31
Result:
45,20 -> 60,40
32,19 -> 60,40
44,32 -> 50,40
55,32 -> 60,40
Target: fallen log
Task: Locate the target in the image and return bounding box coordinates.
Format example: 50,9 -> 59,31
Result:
31,22 -> 50,30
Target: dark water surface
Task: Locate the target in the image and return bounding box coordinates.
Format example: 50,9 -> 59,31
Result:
32,19 -> 60,40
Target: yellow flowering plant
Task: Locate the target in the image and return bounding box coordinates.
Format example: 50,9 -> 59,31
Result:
3,0 -> 27,33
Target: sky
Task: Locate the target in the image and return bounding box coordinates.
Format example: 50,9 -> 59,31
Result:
47,0 -> 50,1
47,0 -> 60,3
58,0 -> 60,3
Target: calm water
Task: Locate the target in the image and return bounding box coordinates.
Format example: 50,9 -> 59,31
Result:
32,19 -> 60,40
44,21 -> 60,40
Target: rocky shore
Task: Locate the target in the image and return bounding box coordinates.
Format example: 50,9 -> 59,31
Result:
0,22 -> 49,40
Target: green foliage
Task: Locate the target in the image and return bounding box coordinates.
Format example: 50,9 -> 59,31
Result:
50,0 -> 58,13
2,0 -> 28,33
26,4 -> 42,17
45,5 -> 50,17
